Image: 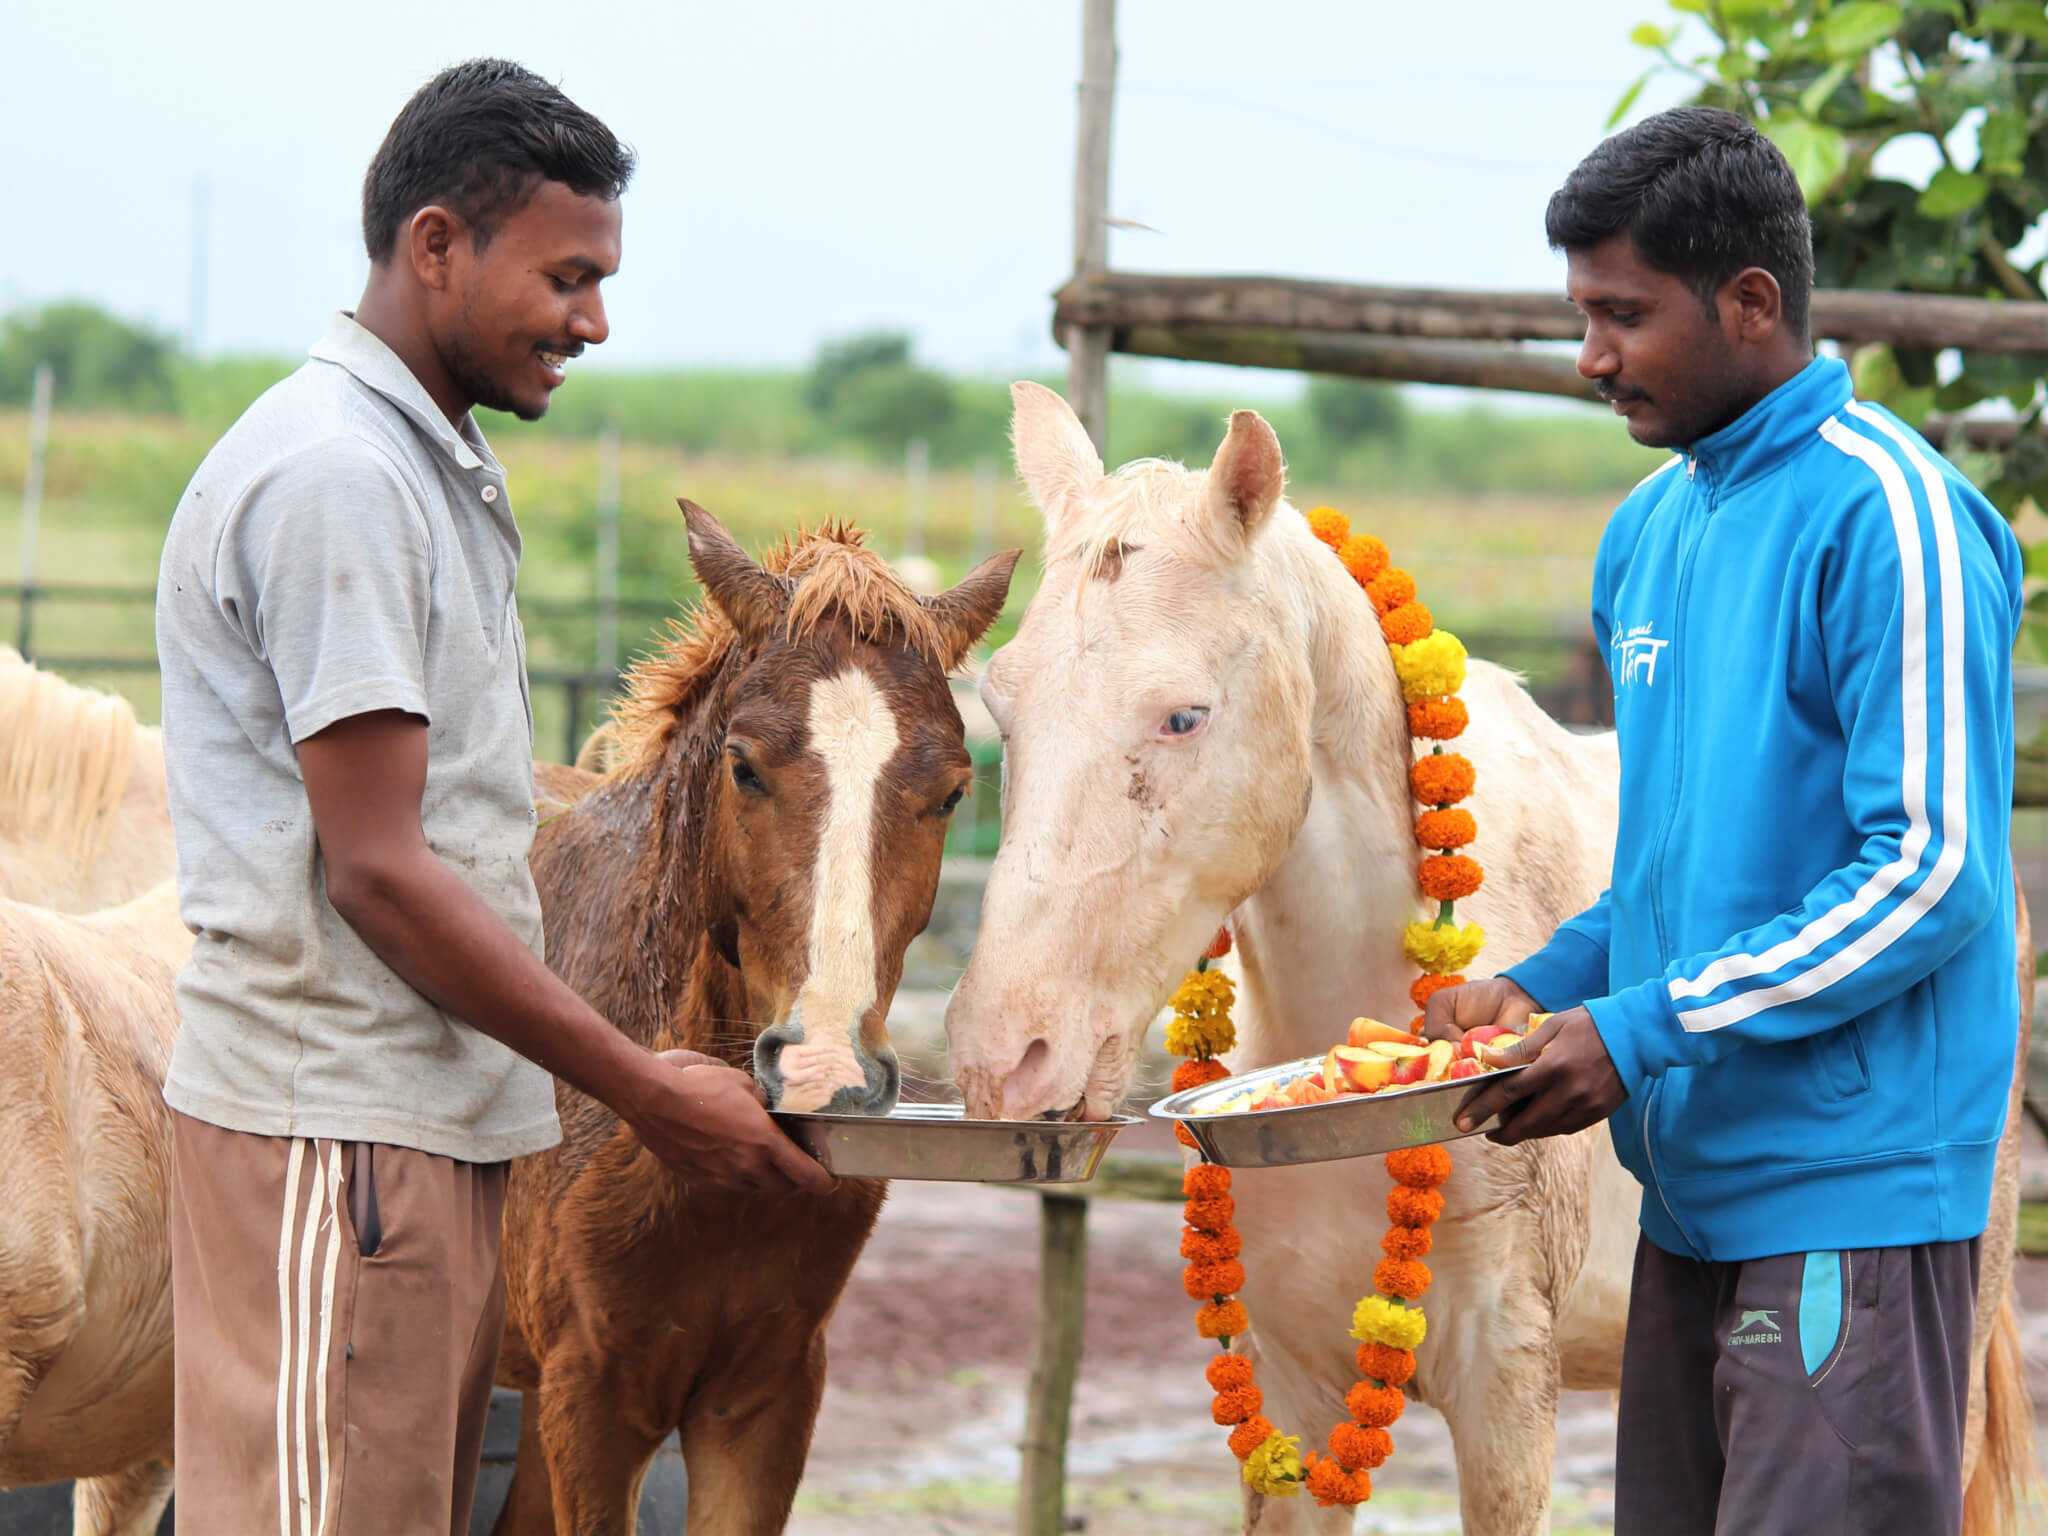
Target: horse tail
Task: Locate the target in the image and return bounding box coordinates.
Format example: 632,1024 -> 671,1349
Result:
1962,1283 -> 2038,1536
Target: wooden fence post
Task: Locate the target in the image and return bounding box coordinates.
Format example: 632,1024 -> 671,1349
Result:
1017,6 -> 1116,1534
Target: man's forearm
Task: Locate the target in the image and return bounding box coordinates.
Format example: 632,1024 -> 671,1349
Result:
326,847 -> 652,1119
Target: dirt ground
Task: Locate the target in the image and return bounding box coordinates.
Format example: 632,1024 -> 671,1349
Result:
783,1051 -> 2048,1536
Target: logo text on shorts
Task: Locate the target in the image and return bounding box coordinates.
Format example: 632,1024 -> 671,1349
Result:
1727,1308 -> 1782,1347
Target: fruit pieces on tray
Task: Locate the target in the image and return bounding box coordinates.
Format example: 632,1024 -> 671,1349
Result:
1194,1013 -> 1540,1115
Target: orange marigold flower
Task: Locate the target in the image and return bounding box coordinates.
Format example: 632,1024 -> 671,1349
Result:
1211,1383 -> 1263,1425
1409,1013 -> 1426,1033
1409,753 -> 1476,806
1330,1422 -> 1395,1471
1418,854 -> 1484,901
1415,808 -> 1476,851
1228,1414 -> 1275,1460
1172,1058 -> 1232,1094
1175,1120 -> 1199,1149
1381,1224 -> 1434,1260
1184,1165 -> 1233,1200
1379,600 -> 1433,647
1182,1226 -> 1245,1263
1345,1381 -> 1406,1429
1206,1353 -> 1255,1391
1304,1452 -> 1373,1507
1407,697 -> 1469,740
1409,973 -> 1464,1010
1184,1195 -> 1236,1234
1354,1342 -> 1416,1387
1185,1259 -> 1248,1300
1197,1299 -> 1250,1339
1385,1145 -> 1452,1190
1204,926 -> 1234,960
1305,506 -> 1350,550
1374,1257 -> 1432,1299
1365,567 -> 1417,615
1338,533 -> 1390,585
1386,1186 -> 1445,1227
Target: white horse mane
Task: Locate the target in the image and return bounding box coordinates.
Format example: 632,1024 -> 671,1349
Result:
0,646 -> 147,862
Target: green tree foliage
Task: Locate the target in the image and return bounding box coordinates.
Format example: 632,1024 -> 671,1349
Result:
1307,377 -> 1410,449
803,330 -> 957,459
1618,1 -> 2048,520
0,302 -> 176,412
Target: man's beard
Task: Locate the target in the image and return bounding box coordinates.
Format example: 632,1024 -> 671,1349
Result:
441,333 -> 546,423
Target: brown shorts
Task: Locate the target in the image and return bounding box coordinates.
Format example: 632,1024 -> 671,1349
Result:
169,1111 -> 508,1536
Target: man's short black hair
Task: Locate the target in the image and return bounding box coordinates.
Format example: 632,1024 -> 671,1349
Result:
362,59 -> 635,263
1546,105 -> 1813,339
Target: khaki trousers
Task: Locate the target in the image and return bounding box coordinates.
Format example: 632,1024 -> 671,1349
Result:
169,1111 -> 508,1535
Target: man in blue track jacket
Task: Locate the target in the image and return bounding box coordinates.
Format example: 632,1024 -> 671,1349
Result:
1428,107 -> 2024,1535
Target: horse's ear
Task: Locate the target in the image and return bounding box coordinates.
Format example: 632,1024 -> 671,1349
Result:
1204,410 -> 1286,541
923,548 -> 1022,671
1010,381 -> 1103,534
680,499 -> 789,645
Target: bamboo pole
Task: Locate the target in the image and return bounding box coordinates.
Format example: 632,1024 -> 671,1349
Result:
1017,6 -> 1116,1535
1054,270 -> 2048,354
1113,325 -> 1598,400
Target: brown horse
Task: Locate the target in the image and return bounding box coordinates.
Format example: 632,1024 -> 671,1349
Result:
493,504 -> 1017,1534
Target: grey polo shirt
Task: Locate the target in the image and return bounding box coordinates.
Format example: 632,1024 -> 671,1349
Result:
155,311 -> 560,1161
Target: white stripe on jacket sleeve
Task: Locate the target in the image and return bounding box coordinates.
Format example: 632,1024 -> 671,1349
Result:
1665,409 -> 1966,1032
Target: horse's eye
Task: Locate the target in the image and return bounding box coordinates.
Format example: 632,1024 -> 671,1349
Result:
940,787 -> 966,815
1163,707 -> 1209,738
731,756 -> 766,794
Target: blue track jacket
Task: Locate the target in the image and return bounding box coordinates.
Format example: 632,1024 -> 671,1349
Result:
1503,356 -> 2023,1262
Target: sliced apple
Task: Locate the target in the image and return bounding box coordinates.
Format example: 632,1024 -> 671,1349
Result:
1448,1058 -> 1484,1080
1332,1046 -> 1396,1093
1293,1080 -> 1336,1106
1423,1039 -> 1457,1082
1458,1024 -> 1516,1060
1348,1016 -> 1418,1048
1364,1040 -> 1429,1060
1388,1055 -> 1430,1087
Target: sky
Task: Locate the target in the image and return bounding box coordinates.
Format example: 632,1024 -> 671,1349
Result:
5,0 -> 1704,388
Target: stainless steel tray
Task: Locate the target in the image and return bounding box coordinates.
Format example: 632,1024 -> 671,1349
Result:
1149,1054 -> 1529,1167
772,1101 -> 1142,1183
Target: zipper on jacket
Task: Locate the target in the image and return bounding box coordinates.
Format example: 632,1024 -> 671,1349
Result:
1639,1085 -> 1704,1259
1643,467 -> 1712,966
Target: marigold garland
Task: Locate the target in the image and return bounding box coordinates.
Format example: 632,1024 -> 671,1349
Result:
1160,508 -> 1486,1507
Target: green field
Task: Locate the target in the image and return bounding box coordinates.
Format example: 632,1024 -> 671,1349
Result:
0,367 -> 1652,756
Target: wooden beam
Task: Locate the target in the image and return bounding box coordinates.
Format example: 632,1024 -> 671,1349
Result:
1113,325 -> 1599,401
1055,270 -> 2048,354
1018,1191 -> 1090,1536
1065,0 -> 1117,452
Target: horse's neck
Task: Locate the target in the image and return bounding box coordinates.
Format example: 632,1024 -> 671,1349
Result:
1232,520 -> 1426,1065
536,705 -> 745,1062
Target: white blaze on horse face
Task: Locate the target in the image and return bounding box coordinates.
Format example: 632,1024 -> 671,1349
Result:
773,666 -> 900,1113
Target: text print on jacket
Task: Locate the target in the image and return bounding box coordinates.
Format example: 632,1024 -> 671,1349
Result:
1504,356 -> 2024,1262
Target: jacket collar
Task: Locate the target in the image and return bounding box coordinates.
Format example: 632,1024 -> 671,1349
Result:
1683,355 -> 1850,493
307,311 -> 497,474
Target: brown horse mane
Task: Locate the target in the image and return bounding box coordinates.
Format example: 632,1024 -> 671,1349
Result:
607,522 -> 941,776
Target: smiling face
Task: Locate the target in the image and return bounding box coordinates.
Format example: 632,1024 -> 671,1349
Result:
428,178 -> 621,422
944,387 -> 1315,1121
1567,233 -> 1762,450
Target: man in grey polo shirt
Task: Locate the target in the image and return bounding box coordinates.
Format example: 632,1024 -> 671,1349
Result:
156,60 -> 829,1534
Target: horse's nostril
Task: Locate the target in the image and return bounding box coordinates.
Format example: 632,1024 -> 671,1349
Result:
1015,1037 -> 1051,1080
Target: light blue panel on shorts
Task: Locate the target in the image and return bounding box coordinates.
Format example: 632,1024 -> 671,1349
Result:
1799,1250 -> 1843,1376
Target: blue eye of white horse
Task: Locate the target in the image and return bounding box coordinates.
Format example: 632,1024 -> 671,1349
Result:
1163,707 -> 1209,737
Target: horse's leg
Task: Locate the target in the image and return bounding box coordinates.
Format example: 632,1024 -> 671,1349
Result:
677,1336 -> 828,1536
72,1459 -> 173,1536
489,1390 -> 557,1536
1422,1232 -> 1560,1536
534,1358 -> 664,1536
1229,1332 -> 1355,1536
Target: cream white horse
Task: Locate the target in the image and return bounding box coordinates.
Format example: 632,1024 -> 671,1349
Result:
946,383 -> 2033,1535
0,881 -> 189,1535
0,647 -> 175,911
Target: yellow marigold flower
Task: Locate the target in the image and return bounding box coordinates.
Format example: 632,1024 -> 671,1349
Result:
1402,920 -> 1486,974
1350,1295 -> 1428,1350
1388,630 -> 1468,704
1241,1431 -> 1304,1497
1165,1010 -> 1237,1060
1305,506 -> 1351,549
